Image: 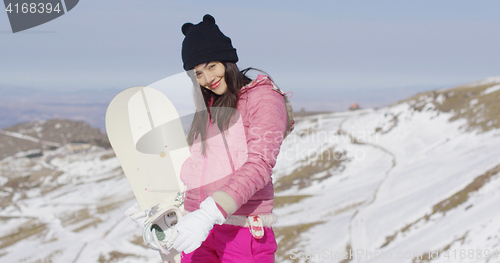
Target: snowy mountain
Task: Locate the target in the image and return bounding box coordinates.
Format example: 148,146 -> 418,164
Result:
1,76 -> 500,263
272,76 -> 500,263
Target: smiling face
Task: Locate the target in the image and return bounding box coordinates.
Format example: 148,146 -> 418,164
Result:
194,61 -> 227,95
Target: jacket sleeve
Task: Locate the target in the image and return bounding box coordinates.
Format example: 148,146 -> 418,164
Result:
213,85 -> 288,215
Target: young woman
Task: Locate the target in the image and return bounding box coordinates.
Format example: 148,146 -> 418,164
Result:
165,14 -> 293,262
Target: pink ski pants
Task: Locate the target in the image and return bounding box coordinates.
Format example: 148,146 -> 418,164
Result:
181,224 -> 277,262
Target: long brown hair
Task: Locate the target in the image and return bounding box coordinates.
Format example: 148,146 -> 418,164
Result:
187,62 -> 252,155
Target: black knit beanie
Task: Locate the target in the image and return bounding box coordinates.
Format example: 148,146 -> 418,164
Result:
181,14 -> 238,71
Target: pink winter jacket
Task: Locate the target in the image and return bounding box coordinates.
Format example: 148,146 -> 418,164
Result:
180,74 -> 288,216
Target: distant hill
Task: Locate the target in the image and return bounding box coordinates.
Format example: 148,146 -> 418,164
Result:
0,119 -> 109,160
396,76 -> 500,133
0,84 -> 436,131
0,86 -> 120,131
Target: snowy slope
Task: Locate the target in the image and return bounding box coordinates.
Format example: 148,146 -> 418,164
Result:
0,147 -> 161,262
1,76 -> 500,263
272,77 -> 500,263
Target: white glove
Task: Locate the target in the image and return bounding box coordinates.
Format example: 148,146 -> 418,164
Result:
165,196 -> 225,254
124,202 -> 147,229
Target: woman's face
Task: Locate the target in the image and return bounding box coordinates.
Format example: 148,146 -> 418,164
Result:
194,61 -> 227,95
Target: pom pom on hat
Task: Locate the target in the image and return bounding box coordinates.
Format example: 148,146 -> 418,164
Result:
181,23 -> 193,36
202,14 -> 215,24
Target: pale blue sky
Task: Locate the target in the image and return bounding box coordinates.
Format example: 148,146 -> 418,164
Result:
1,0 -> 500,111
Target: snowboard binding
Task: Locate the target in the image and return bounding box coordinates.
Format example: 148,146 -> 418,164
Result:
143,192 -> 184,257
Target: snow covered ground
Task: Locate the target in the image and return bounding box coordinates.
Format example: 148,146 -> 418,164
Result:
1,78 -> 500,263
273,86 -> 500,262
0,147 -> 162,262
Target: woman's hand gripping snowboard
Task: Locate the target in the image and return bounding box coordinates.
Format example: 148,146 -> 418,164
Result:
162,196 -> 226,254
125,203 -> 183,255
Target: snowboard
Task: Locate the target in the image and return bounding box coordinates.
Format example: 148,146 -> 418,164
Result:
105,86 -> 190,263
